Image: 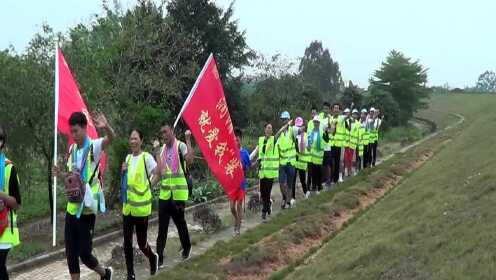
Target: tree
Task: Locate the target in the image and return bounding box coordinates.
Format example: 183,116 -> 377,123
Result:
340,81 -> 363,109
370,50 -> 428,125
476,70 -> 496,93
299,40 -> 343,100
166,0 -> 254,128
364,87 -> 400,128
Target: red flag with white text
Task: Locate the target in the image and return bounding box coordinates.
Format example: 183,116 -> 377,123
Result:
180,54 -> 245,201
56,48 -> 106,175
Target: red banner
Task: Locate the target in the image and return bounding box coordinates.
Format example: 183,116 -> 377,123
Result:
57,48 -> 106,174
181,55 -> 245,201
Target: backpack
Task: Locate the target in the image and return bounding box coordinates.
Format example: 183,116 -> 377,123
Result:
64,144 -> 100,203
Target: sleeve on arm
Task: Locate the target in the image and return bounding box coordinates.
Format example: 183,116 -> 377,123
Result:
8,167 -> 21,205
92,138 -> 105,162
179,142 -> 188,156
145,153 -> 158,177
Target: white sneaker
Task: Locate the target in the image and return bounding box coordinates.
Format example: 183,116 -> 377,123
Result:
290,198 -> 296,207
339,173 -> 344,183
316,190 -> 320,194
305,191 -> 310,199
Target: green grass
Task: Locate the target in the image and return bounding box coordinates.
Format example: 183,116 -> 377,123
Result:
150,94 -> 464,280
285,94 -> 496,280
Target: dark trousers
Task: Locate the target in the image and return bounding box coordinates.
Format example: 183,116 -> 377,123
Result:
356,149 -> 362,171
307,163 -> 313,188
371,141 -> 378,166
65,213 -> 99,274
331,146 -> 342,183
0,249 -> 9,280
363,144 -> 371,168
123,215 -> 154,275
310,163 -> 322,191
156,199 -> 191,259
292,169 -> 308,198
260,178 -> 274,214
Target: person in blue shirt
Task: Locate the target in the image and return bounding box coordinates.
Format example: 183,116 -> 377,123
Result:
231,128 -> 253,235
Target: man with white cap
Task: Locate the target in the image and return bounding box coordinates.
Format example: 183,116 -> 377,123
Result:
275,111 -> 298,209
370,108 -> 383,166
365,107 -> 376,167
358,109 -> 369,170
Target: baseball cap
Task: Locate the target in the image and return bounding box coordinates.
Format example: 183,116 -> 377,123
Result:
280,111 -> 290,119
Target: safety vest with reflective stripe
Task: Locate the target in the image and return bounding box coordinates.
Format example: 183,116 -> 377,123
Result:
361,121 -> 370,146
319,113 -> 332,149
349,119 -> 361,150
258,136 -> 279,179
333,115 -> 347,147
66,141 -> 101,216
309,129 -> 324,165
295,133 -> 311,170
159,141 -> 189,201
371,119 -> 380,142
276,127 -> 297,166
0,162 -> 20,247
123,153 -> 152,217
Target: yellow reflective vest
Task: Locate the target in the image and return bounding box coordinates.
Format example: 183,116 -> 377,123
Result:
0,161 -> 20,247
258,136 -> 279,179
123,152 -> 153,217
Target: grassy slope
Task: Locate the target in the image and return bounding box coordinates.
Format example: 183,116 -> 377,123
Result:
286,94 -> 496,280
150,94 -> 469,280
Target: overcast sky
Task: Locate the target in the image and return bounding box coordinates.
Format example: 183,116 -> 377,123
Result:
2,0 -> 495,88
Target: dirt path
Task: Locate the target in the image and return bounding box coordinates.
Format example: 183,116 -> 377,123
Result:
12,185 -> 291,280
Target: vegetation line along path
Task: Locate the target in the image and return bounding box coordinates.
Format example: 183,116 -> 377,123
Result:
147,107 -> 463,280
278,111 -> 465,279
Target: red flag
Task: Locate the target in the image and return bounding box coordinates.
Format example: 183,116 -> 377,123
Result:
56,48 -> 106,175
180,55 -> 245,201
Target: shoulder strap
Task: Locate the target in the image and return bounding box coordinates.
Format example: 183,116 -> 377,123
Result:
143,153 -> 152,188
178,142 -> 188,175
88,146 -> 100,186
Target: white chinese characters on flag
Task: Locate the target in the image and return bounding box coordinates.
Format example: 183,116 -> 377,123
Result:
179,54 -> 245,201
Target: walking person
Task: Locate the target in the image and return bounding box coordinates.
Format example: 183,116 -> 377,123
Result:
343,108 -> 354,178
350,109 -> 362,175
52,112 -> 115,280
275,111 -> 297,209
121,129 -> 159,279
320,102 -> 332,187
231,128 -> 254,235
367,108 -> 377,167
257,123 -> 279,222
293,118 -> 310,201
370,108 -> 383,166
0,126 -> 21,280
329,103 -> 344,186
155,124 -> 194,266
306,107 -> 319,190
308,116 -> 325,193
362,109 -> 372,168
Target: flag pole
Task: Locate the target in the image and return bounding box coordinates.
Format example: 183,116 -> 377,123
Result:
52,44 -> 59,247
173,53 -> 214,128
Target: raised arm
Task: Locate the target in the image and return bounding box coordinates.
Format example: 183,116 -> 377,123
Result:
94,113 -> 115,151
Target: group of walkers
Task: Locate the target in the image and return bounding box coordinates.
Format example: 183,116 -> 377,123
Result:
0,101 -> 383,280
254,102 -> 383,222
51,112 -> 195,280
